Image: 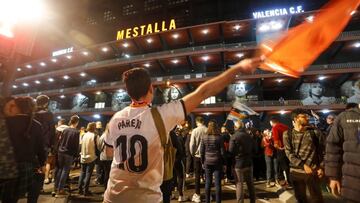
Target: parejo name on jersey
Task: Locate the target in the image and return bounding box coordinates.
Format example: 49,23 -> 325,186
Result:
118,119 -> 142,130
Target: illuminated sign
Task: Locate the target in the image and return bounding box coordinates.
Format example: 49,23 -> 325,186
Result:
52,47 -> 74,57
116,19 -> 176,40
253,5 -> 304,19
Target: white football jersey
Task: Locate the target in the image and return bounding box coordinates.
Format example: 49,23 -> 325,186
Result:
103,100 -> 186,203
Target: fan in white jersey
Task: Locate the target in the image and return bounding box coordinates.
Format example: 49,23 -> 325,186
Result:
103,58 -> 261,203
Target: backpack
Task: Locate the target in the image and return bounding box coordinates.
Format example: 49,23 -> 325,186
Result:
151,107 -> 177,181
0,98 -> 19,183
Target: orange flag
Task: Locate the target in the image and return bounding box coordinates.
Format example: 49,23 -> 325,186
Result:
259,0 -> 360,78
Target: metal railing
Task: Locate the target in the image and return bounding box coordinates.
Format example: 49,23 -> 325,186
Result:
52,99 -> 346,115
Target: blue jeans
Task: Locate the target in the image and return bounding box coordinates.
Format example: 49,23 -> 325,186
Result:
78,161 -> 95,193
205,165 -> 222,203
265,155 -> 278,182
55,153 -> 74,191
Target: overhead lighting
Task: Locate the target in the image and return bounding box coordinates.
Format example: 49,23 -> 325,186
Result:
101,47 -> 109,52
96,91 -> 101,95
353,42 -> 360,48
318,76 -> 326,81
66,55 -> 72,59
276,78 -> 284,83
146,38 -> 153,43
22,83 -> 29,87
82,51 -> 89,56
166,79 -> 171,86
77,93 -> 83,96
233,25 -> 241,31
63,75 -> 70,80
12,85 -> 17,89
51,58 -> 57,63
258,21 -> 284,33
236,53 -> 244,58
26,64 -> 32,69
80,72 -> 86,77
17,68 -> 22,72
202,29 -> 209,34
48,78 -> 54,82
124,54 -> 130,58
204,112 -> 211,116
144,63 -> 150,67
237,80 -> 245,84
35,80 -> 41,84
279,110 -> 286,115
60,95 -> 65,99
306,15 -> 314,23
57,116 -> 62,120
90,79 -> 97,83
321,109 -> 330,114
93,114 -> 101,119
350,10 -> 356,16
171,59 -> 179,64
39,62 -> 46,67
172,33 -> 179,39
202,55 -> 210,61
122,42 -> 129,48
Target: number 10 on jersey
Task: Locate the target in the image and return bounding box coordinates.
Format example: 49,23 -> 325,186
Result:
116,135 -> 148,173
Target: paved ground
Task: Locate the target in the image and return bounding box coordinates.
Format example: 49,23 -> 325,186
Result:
18,169 -> 344,203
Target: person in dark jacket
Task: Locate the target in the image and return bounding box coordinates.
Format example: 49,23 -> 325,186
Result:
34,95 -> 56,191
54,115 -> 80,197
200,120 -> 224,203
325,105 -> 360,202
221,126 -> 233,182
160,127 -> 185,203
173,127 -> 187,202
229,120 -> 257,203
1,96 -> 46,203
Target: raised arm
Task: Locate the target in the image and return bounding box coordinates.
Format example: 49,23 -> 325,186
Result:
182,58 -> 261,113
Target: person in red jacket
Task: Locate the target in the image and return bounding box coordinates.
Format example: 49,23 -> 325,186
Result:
270,117 -> 291,188
262,129 -> 279,188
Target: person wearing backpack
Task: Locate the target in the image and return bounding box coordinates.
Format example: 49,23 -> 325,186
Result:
78,122 -> 99,196
103,58 -> 261,203
283,109 -> 326,203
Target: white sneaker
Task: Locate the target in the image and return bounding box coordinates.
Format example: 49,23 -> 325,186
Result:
186,174 -> 191,178
192,193 -> 201,203
171,193 -> 176,200
178,195 -> 187,202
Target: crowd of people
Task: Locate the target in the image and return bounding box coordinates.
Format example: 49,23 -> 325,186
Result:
0,58 -> 359,203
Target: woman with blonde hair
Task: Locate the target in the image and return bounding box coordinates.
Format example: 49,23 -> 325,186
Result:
78,122 -> 99,196
200,119 -> 225,203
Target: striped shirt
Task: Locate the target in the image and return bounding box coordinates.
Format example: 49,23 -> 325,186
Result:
283,128 -> 325,172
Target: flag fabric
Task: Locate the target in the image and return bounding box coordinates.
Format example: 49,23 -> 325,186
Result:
227,101 -> 259,123
259,0 -> 360,78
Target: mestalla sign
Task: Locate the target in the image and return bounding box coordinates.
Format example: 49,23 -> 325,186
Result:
116,19 -> 176,40
253,5 -> 304,19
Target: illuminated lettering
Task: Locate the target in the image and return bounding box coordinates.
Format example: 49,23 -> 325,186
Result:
154,22 -> 160,32
133,27 -> 139,37
140,25 -> 146,35
252,5 -> 304,19
289,7 -> 295,14
117,30 -> 125,40
146,24 -> 153,34
126,28 -> 131,39
52,46 -> 74,57
169,19 -> 176,30
115,19 -> 177,40
162,21 -> 167,31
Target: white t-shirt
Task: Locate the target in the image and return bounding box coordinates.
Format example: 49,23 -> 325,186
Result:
103,100 -> 186,203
